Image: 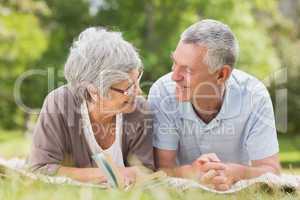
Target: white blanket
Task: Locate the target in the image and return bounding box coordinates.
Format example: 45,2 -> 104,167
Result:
0,157 -> 299,194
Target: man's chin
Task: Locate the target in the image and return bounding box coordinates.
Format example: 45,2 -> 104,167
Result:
175,87 -> 191,102
175,92 -> 191,102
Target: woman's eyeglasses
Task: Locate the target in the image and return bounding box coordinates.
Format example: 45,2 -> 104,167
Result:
110,70 -> 143,96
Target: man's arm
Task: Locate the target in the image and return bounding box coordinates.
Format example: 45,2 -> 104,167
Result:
225,153 -> 281,180
155,147 -> 281,191
154,148 -> 193,178
251,153 -> 281,173
210,154 -> 281,191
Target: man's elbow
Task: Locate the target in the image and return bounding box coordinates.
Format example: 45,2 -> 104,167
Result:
265,162 -> 281,176
272,163 -> 281,175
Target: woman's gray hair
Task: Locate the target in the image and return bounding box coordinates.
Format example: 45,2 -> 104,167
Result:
180,19 -> 239,72
64,27 -> 142,101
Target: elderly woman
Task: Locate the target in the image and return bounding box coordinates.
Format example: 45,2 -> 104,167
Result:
28,27 -> 153,183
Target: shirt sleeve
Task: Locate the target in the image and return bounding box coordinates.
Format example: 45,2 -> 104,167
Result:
28,91 -> 67,175
245,88 -> 279,161
148,82 -> 179,151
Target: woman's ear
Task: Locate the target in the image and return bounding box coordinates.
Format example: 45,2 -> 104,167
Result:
216,65 -> 232,85
87,84 -> 99,102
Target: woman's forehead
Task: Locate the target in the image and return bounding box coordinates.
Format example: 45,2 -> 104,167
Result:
112,79 -> 131,88
111,69 -> 139,88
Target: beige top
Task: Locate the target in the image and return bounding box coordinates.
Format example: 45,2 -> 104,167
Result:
28,85 -> 154,175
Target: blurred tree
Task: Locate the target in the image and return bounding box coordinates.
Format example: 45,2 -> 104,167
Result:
0,0 -> 48,129
267,0 -> 300,137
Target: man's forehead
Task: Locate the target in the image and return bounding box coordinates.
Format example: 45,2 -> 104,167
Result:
172,42 -> 207,66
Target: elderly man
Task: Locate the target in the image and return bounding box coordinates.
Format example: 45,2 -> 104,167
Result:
148,19 -> 281,191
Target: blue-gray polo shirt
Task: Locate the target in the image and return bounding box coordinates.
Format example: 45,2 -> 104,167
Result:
148,69 -> 279,166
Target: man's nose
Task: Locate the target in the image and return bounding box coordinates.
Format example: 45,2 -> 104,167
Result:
171,65 -> 183,82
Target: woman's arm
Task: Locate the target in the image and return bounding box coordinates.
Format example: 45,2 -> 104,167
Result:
57,166 -> 138,184
57,167 -> 106,183
29,90 -> 68,175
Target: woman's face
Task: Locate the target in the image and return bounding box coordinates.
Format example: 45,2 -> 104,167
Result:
96,69 -> 142,115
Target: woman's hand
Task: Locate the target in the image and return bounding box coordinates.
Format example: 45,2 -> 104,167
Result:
119,166 -> 139,185
57,165 -> 141,187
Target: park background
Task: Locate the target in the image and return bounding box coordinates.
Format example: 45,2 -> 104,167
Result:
0,0 -> 300,199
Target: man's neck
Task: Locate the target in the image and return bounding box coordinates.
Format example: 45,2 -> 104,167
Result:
192,87 -> 225,124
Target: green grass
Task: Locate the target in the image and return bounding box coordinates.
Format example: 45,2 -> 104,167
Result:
0,130 -> 300,200
0,130 -> 31,159
0,173 -> 299,200
278,135 -> 300,173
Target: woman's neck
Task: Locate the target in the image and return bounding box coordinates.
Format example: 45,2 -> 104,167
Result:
86,101 -> 115,125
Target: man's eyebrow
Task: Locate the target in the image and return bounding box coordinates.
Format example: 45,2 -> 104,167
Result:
170,52 -> 190,69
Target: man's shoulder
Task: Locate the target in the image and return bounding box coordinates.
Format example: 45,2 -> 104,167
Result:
231,69 -> 269,97
149,72 -> 176,98
148,73 -> 178,110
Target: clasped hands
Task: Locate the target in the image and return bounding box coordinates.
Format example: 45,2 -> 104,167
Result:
191,153 -> 242,191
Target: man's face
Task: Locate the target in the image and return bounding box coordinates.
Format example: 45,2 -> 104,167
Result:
171,41 -> 220,102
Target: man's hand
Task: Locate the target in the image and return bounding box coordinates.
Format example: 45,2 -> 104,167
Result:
198,154 -> 281,191
191,153 -> 226,181
209,163 -> 244,191
190,154 -> 242,191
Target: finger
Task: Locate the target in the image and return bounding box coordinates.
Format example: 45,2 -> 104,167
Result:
201,162 -> 226,172
215,183 -> 230,191
211,176 -> 227,185
206,153 -> 221,162
198,159 -> 208,165
200,169 -> 218,184
197,153 -> 220,164
196,157 -> 210,165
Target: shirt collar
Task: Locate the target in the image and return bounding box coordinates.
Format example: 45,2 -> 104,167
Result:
179,73 -> 242,123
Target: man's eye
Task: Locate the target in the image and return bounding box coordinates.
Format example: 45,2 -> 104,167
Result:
185,68 -> 192,74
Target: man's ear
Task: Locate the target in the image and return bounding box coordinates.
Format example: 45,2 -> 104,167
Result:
216,65 -> 232,85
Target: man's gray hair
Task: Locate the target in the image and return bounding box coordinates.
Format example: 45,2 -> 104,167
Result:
64,27 -> 142,101
181,19 -> 239,72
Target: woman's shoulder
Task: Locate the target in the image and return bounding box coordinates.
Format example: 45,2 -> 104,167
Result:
43,85 -> 79,110
40,85 -> 81,125
45,85 -> 76,102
